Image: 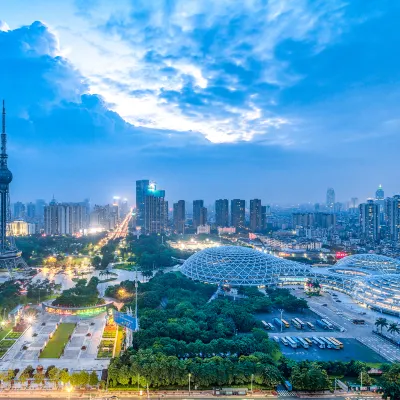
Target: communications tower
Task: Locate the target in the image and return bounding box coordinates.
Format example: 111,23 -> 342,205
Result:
0,101 -> 27,272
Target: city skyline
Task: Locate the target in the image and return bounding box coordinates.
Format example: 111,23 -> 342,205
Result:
1,1 -> 400,202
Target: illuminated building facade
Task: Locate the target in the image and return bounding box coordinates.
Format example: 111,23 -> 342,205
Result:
9,220 -> 35,236
215,199 -> 229,227
326,188 -> 335,211
193,200 -> 207,229
359,200 -> 379,242
44,199 -> 88,235
385,195 -> 400,242
231,199 -> 245,231
250,199 -> 262,232
173,200 -> 185,233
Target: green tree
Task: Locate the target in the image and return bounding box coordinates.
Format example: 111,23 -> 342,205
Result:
89,371 -> 99,387
381,363 -> 400,400
34,371 -> 45,387
359,369 -> 373,387
59,370 -> 70,385
117,365 -> 131,385
48,367 -> 61,388
19,372 -> 29,388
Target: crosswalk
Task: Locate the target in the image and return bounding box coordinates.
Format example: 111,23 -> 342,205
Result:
277,389 -> 296,397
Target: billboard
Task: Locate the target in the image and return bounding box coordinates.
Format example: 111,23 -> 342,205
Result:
114,311 -> 137,331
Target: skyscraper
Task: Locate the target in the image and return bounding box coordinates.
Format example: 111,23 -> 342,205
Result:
0,102 -> 27,270
173,200 -> 185,234
250,199 -> 262,232
261,206 -> 267,231
231,199 -> 245,230
385,195 -> 400,243
26,202 -> 36,221
136,180 -> 150,229
144,187 -> 167,234
326,188 -> 335,211
376,185 -> 384,200
193,200 -> 204,229
215,199 -> 229,227
375,185 -> 385,214
35,199 -> 46,221
359,200 -> 380,242
13,201 -> 25,220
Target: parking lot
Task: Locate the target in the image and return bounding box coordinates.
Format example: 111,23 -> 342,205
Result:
279,338 -> 387,363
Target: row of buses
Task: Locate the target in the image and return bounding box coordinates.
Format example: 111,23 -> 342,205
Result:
273,335 -> 344,350
262,317 -> 336,332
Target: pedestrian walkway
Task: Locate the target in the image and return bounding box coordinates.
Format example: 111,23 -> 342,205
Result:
357,336 -> 400,362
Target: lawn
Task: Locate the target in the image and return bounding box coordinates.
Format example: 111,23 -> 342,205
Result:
0,325 -> 12,341
5,331 -> 23,339
115,326 -> 124,357
39,323 -> 76,358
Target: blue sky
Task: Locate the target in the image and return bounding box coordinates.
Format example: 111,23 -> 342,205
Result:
0,0 -> 399,204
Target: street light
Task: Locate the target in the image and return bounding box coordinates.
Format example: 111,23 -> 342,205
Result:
188,373 -> 191,396
251,373 -> 254,395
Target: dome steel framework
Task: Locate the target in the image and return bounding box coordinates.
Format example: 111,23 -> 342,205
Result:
352,275 -> 400,316
181,246 -> 313,286
181,246 -> 400,316
335,254 -> 400,274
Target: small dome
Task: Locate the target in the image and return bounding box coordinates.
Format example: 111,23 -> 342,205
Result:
335,254 -> 400,274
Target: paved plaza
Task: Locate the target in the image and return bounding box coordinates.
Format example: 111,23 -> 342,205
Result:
0,311 -> 109,371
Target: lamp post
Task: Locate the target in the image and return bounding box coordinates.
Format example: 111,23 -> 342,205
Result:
188,373 -> 191,396
251,374 -> 254,395
278,309 -> 284,332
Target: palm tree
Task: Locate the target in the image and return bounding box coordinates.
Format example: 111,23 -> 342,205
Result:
99,271 -> 106,280
375,317 -> 388,333
387,322 -> 400,336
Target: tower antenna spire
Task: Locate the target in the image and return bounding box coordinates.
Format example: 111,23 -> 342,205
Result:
1,100 -> 6,167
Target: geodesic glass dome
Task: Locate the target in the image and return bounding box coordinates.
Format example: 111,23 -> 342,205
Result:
181,246 -> 312,286
335,254 -> 400,274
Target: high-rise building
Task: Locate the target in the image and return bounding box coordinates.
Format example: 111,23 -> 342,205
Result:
359,200 -> 380,242
35,199 -> 46,221
26,202 -> 36,221
144,184 -> 167,234
375,185 -> 385,215
376,185 -> 384,200
385,195 -> 400,243
215,199 -> 229,227
44,199 -> 89,235
193,200 -> 204,229
90,204 -> 118,230
292,212 -> 314,228
120,198 -> 129,217
261,206 -> 267,231
173,200 -> 185,234
250,199 -> 262,232
231,199 -> 245,230
13,201 -> 25,220
326,188 -> 335,211
136,180 -> 150,229
314,212 -> 336,229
